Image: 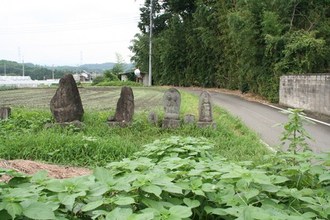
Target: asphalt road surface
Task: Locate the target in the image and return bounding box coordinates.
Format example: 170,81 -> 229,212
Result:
186,89 -> 330,153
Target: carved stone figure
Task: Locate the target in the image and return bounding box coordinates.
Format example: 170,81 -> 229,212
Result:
162,88 -> 181,128
197,91 -> 216,128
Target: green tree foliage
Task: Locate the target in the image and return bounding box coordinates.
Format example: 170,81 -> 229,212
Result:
130,0 -> 330,102
0,60 -> 69,80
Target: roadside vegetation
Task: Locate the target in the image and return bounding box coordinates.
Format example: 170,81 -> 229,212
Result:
0,136 -> 329,219
131,1 -> 329,102
0,88 -> 268,167
1,87 -> 329,219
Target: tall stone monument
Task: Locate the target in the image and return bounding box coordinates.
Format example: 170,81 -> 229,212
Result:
108,86 -> 134,127
162,88 -> 181,128
0,107 -> 11,120
197,91 -> 216,128
50,74 -> 84,123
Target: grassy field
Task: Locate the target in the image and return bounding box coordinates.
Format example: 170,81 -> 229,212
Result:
0,86 -> 270,167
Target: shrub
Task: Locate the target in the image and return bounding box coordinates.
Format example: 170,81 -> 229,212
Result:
0,136 -> 329,219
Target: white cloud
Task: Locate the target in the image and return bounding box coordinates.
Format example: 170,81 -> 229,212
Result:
0,0 -> 145,65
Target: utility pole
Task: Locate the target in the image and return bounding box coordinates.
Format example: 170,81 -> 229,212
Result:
148,0 -> 153,86
4,62 -> 6,76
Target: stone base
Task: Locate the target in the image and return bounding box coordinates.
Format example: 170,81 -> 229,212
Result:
162,119 -> 181,129
197,121 -> 217,129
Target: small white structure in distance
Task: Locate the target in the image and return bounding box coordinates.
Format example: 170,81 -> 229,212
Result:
0,76 -> 59,88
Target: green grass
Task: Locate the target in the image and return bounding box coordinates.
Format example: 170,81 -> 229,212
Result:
0,87 -> 270,167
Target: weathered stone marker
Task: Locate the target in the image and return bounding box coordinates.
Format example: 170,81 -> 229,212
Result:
0,107 -> 11,120
50,74 -> 84,123
108,86 -> 134,127
197,91 -> 216,128
162,88 -> 181,128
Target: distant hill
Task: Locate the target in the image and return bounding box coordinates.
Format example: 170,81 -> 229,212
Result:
0,60 -> 69,80
51,63 -> 134,73
0,60 -> 134,80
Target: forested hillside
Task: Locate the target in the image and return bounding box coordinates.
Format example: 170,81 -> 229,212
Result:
0,60 -> 69,80
130,0 -> 330,102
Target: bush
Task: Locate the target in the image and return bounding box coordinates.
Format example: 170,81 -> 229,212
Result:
0,136 -> 329,219
91,76 -> 105,85
104,70 -> 120,81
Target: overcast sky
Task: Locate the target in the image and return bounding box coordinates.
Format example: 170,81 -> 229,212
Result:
0,0 -> 144,66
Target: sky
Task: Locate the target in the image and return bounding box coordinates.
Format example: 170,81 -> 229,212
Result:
0,0 -> 145,66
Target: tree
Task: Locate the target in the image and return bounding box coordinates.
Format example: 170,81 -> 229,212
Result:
130,0 -> 330,102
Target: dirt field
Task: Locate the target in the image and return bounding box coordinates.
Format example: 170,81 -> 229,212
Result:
0,86 -> 165,111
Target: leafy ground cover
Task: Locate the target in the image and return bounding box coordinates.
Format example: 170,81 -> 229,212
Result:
0,87 -> 269,167
0,136 -> 329,219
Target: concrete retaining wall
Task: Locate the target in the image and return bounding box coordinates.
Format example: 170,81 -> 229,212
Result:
279,75 -> 330,116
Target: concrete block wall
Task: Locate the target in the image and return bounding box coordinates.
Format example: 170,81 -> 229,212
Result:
279,74 -> 330,116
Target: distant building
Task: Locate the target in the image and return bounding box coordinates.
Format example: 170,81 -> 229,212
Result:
0,76 -> 59,87
73,70 -> 92,82
119,70 -> 149,86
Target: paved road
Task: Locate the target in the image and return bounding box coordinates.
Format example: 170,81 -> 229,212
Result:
186,89 -> 330,153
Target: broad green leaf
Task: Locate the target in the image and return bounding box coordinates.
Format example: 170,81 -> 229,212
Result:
141,199 -> 164,210
58,192 -> 85,207
114,196 -> 135,206
106,207 -> 132,220
204,206 -> 227,216
244,189 -> 259,201
298,197 -> 316,204
163,184 -> 183,194
167,215 -> 181,220
190,178 -> 203,188
81,200 -> 103,212
141,185 -> 162,197
127,212 -> 154,220
31,170 -> 49,183
319,173 -> 330,183
241,206 -> 271,220
5,202 -> 23,219
169,205 -> 192,218
91,210 -> 108,219
271,175 -> 289,184
193,189 -> 205,196
23,202 -> 55,220
202,183 -> 217,192
88,184 -> 108,197
252,173 -> 272,185
45,179 -> 66,192
93,167 -> 115,185
261,184 -> 280,193
183,198 -> 200,208
221,171 -> 242,179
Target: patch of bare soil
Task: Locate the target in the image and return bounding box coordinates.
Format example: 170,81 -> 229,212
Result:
0,159 -> 92,181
